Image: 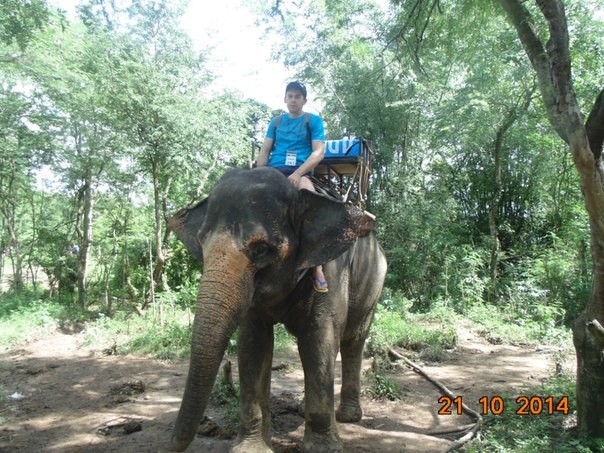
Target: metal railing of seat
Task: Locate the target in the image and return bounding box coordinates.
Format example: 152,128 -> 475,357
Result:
313,137 -> 373,208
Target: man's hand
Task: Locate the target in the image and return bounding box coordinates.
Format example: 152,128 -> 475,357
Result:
288,173 -> 301,188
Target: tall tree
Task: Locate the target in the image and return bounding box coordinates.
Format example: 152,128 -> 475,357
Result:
497,0 -> 604,436
0,82 -> 53,290
261,0 -> 560,307
25,20 -> 130,306
77,0 -> 212,303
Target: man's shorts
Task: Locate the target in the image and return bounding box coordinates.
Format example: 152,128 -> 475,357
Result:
272,166 -> 312,178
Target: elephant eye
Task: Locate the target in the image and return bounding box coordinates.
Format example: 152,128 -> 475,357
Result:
248,241 -> 274,264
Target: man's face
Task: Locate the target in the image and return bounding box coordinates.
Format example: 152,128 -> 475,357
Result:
284,89 -> 307,115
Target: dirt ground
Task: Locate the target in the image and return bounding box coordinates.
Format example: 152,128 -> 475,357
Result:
0,322 -> 574,453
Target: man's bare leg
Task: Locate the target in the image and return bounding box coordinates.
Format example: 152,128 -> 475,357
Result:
298,176 -> 328,292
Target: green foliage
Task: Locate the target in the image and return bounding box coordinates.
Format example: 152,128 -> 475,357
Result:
0,7 -> 602,443
363,362 -> 402,401
0,0 -> 275,309
211,378 -> 239,406
80,303 -> 193,360
0,291 -> 89,347
210,376 -> 240,429
0,0 -> 52,51
0,299 -> 57,347
0,0 -> 597,333
258,0 -> 599,338
274,323 -> 296,353
371,285 -> 571,361
465,303 -> 572,347
466,372 -> 592,452
366,302 -> 458,360
124,319 -> 192,361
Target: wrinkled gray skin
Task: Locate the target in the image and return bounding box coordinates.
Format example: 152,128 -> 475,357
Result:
168,167 -> 387,453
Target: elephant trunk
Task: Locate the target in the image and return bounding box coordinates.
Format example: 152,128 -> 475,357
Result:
170,238 -> 253,451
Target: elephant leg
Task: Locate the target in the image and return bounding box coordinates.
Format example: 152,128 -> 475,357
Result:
298,320 -> 343,453
232,314 -> 274,453
336,336 -> 365,422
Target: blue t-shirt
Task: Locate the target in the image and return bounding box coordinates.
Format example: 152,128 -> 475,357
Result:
265,113 -> 325,168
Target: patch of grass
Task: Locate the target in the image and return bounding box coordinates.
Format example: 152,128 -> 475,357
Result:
274,323 -> 296,353
366,371 -> 402,401
465,303 -> 572,347
465,372 -> 597,452
210,378 -> 240,430
124,321 -> 192,360
366,305 -> 458,361
363,359 -> 402,401
81,304 -> 297,361
0,291 -> 89,348
81,308 -> 194,360
211,377 -> 239,405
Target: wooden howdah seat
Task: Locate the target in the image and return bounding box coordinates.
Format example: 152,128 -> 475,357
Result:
250,137 -> 373,208
312,138 -> 372,208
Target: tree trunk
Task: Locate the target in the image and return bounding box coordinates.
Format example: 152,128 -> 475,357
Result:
144,156 -> 169,309
487,129 -> 502,304
488,87 -> 534,303
498,0 -> 604,437
5,218 -> 23,291
75,168 -> 93,308
0,165 -> 24,291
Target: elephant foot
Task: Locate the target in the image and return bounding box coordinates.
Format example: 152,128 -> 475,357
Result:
231,436 -> 273,453
303,430 -> 343,453
336,402 -> 362,423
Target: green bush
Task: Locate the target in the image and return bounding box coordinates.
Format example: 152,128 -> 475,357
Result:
124,321 -> 192,360
364,368 -> 402,401
274,323 -> 296,353
79,300 -> 298,360
0,291 -> 87,348
465,303 -> 572,347
366,304 -> 458,360
79,305 -> 194,360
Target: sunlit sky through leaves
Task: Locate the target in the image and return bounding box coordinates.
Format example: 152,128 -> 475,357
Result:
51,0 -> 295,110
182,0 -> 294,110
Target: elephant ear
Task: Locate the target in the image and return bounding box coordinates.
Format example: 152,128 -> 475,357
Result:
167,199 -> 208,262
296,190 -> 375,270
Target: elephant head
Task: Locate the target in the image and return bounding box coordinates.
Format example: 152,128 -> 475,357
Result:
167,167 -> 374,451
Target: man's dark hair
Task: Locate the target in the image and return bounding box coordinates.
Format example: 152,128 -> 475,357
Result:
285,81 -> 307,99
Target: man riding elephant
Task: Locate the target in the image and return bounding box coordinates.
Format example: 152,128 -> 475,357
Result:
257,80 -> 329,293
168,165 -> 386,452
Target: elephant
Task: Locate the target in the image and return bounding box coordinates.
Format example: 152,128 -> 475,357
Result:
167,166 -> 387,453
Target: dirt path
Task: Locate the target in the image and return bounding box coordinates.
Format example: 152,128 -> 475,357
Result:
0,323 -> 572,453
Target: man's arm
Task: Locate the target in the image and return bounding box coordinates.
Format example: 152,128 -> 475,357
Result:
256,138 -> 274,167
292,140 -> 325,177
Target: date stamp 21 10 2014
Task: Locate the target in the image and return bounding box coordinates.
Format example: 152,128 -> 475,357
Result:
438,395 -> 570,416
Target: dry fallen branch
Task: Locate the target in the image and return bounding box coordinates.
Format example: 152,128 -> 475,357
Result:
387,348 -> 483,452
429,423 -> 476,436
